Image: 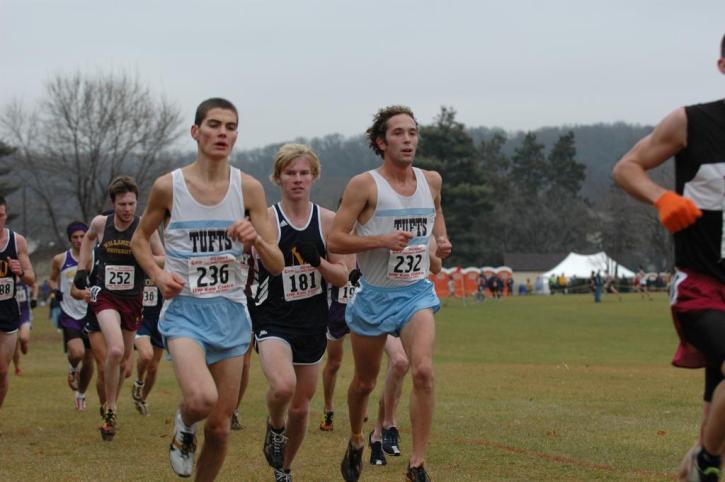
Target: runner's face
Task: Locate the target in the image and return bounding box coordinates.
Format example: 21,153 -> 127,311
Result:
278,156 -> 315,202
69,230 -> 85,250
378,114 -> 418,165
0,205 -> 6,230
113,192 -> 137,223
192,108 -> 238,160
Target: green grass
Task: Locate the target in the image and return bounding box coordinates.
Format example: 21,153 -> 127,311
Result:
1,293 -> 700,481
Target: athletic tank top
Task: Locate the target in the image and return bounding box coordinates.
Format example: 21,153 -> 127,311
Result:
254,203 -> 328,333
675,100 -> 725,282
164,167 -> 247,304
0,229 -> 20,322
59,250 -> 88,320
141,277 -> 163,321
355,168 -> 435,288
97,214 -> 143,297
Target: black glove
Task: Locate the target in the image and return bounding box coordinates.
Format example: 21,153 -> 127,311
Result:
54,289 -> 63,302
73,270 -> 88,290
30,299 -> 37,309
296,242 -> 321,268
348,268 -> 362,287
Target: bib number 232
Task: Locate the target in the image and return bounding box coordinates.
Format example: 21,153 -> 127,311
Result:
387,245 -> 427,282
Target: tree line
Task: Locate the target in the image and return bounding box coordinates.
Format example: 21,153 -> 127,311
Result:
0,71 -> 673,272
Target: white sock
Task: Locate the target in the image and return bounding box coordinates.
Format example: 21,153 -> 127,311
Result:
68,363 -> 78,372
176,410 -> 196,435
75,391 -> 85,399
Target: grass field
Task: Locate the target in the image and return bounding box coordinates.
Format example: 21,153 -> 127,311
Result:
0,292 -> 701,481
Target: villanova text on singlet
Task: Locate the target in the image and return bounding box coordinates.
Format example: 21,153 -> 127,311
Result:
675,100 -> 725,283
163,167 -> 248,304
0,229 -> 20,322
355,167 -> 436,288
254,203 -> 328,334
97,214 -> 143,298
59,250 -> 88,320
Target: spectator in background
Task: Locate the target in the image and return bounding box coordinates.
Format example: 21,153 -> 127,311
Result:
593,270 -> 604,303
506,277 -> 513,297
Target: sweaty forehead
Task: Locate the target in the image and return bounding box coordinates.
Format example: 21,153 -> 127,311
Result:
204,108 -> 238,124
386,114 -> 416,130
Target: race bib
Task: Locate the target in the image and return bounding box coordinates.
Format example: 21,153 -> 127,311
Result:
336,282 -> 356,304
15,287 -> 27,303
143,285 -> 158,307
0,277 -> 14,301
188,253 -> 239,296
105,265 -> 135,291
387,244 -> 427,282
282,264 -> 322,301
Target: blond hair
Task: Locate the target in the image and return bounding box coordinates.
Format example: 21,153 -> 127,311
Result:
270,143 -> 321,184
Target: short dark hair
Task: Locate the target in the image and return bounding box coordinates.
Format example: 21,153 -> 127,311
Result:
721,34 -> 725,58
0,195 -> 6,208
108,176 -> 138,202
195,98 -> 238,126
365,105 -> 418,158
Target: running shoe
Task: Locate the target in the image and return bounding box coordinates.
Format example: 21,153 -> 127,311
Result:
274,468 -> 292,482
231,409 -> 242,431
406,463 -> 431,482
319,410 -> 334,432
382,426 -> 401,456
67,368 -> 79,391
131,380 -> 144,402
99,409 -> 117,441
340,440 -> 363,482
74,393 -> 87,412
169,429 -> 197,478
134,399 -> 148,416
685,448 -> 722,482
263,421 -> 287,469
368,431 -> 386,466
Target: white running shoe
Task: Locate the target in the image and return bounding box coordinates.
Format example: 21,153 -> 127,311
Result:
169,430 -> 197,478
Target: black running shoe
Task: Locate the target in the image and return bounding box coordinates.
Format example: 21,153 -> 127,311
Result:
368,431 -> 386,466
274,468 -> 292,482
340,440 -> 363,482
406,463 -> 431,482
263,421 -> 287,469
382,426 -> 401,456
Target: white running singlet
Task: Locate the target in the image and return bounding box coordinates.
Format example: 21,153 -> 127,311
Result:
163,168 -> 248,304
355,167 -> 435,288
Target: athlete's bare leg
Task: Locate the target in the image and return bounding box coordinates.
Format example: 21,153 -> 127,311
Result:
97,310 -> 135,411
399,309 -> 436,468
373,336 -> 409,440
322,337 -> 344,413
347,333 -> 388,447
258,339 -> 295,429
168,337 -> 243,482
0,331 -> 18,407
88,331 -> 107,408
283,364 -> 320,471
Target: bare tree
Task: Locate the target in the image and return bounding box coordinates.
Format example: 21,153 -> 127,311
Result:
2,70 -> 183,243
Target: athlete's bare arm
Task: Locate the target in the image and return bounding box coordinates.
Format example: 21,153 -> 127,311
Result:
78,215 -> 106,274
131,174 -> 185,299
148,229 -> 165,268
318,207 -> 349,287
230,173 -> 284,276
328,173 -> 412,254
13,234 -> 35,285
48,253 -> 63,290
613,108 -> 687,204
424,169 -> 452,259
429,237 -> 442,275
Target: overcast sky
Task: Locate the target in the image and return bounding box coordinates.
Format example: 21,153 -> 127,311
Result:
1,0 -> 723,150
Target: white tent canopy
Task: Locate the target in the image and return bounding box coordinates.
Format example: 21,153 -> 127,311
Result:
542,252 -> 635,279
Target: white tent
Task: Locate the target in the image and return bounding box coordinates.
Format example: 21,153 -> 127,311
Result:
542,252 -> 635,279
